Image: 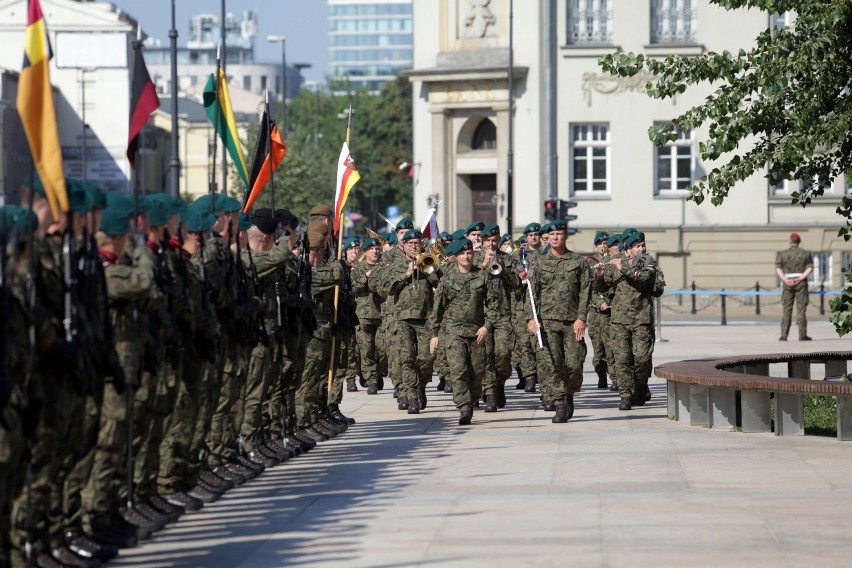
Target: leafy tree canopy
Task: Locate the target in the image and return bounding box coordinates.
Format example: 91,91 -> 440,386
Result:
599,0 -> 852,335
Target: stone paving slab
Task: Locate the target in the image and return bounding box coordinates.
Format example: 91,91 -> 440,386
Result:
112,321 -> 852,567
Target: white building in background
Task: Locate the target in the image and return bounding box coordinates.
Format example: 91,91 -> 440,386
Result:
144,11 -> 305,101
0,0 -> 135,199
409,0 -> 849,289
328,0 -> 413,92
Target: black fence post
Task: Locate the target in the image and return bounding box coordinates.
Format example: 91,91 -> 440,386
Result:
820,282 -> 825,316
721,289 -> 727,326
755,281 -> 761,316
691,281 -> 697,314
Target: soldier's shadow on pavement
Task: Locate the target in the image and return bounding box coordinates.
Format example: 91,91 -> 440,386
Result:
111,416 -> 462,567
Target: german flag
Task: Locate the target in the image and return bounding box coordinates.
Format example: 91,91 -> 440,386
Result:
17,0 -> 68,222
242,109 -> 286,212
127,38 -> 160,167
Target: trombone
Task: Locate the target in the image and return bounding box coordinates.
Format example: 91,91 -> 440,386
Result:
365,227 -> 389,248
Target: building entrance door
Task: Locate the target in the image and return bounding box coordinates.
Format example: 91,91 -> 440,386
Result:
470,174 -> 497,225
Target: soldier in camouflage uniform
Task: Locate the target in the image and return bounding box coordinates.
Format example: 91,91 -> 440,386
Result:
775,232 -> 814,341
604,231 -> 666,411
429,238 -> 493,425
525,220 -> 592,423
512,223 -> 542,394
586,231 -> 612,390
352,237 -> 385,394
378,229 -> 438,414
473,224 -> 521,412
335,237 -> 361,395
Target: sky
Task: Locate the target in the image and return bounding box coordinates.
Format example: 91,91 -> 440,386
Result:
108,0 -> 329,84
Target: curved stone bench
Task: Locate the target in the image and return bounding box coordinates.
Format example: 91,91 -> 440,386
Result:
654,352 -> 852,440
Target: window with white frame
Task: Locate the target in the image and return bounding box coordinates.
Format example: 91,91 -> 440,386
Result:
842,252 -> 852,285
650,0 -> 697,44
770,177 -> 832,197
809,252 -> 832,285
771,11 -> 794,30
571,124 -> 610,194
655,128 -> 694,194
567,0 -> 612,44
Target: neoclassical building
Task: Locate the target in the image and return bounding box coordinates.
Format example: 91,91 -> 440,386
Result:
409,1 -> 849,289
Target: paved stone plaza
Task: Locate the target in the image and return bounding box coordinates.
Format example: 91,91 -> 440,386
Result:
112,321 -> 852,567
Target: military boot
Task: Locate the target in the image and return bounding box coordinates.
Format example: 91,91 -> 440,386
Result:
444,380 -> 453,393
419,386 -> 427,409
496,382 -> 506,408
65,530 -> 119,562
552,399 -> 569,423
346,378 -> 358,392
618,396 -> 632,411
436,377 -> 446,391
516,376 -> 527,390
609,381 -> 618,392
524,376 -> 537,393
397,395 -> 409,410
393,388 -> 399,398
596,366 -> 608,389
458,409 -> 473,425
566,394 -> 575,420
50,546 -> 101,568
407,399 -> 420,414
367,385 -> 378,395
484,394 -> 497,412
329,403 -> 356,425
542,400 -> 556,412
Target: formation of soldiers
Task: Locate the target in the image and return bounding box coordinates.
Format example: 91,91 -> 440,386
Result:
0,177 -> 665,567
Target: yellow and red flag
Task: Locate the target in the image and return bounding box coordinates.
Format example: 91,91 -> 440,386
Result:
333,141 -> 360,234
17,0 -> 68,222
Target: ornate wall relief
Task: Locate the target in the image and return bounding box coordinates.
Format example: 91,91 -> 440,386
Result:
462,0 -> 497,39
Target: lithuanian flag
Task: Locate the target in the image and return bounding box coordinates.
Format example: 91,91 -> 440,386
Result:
17,0 -> 68,222
203,68 -> 250,188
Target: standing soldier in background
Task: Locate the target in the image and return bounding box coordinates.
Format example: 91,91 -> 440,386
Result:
352,237 -> 386,395
775,232 -> 814,341
474,224 -> 521,412
525,220 -> 591,423
587,231 -> 612,389
336,237 -> 362,394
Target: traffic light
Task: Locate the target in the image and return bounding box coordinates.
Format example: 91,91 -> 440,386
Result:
543,199 -> 558,221
559,199 -> 578,222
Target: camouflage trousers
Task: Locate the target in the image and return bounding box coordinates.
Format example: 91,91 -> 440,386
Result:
191,351 -> 221,475
1,403 -> 24,567
206,338 -> 247,468
383,316 -> 401,389
278,332 -> 307,436
587,309 -> 612,377
157,358 -> 201,493
332,329 -> 357,403
296,325 -> 332,429
61,383 -> 102,534
356,318 -> 384,388
537,319 -> 587,402
610,322 -> 655,398
781,281 -> 809,339
484,318 -> 514,396
443,332 -> 485,413
512,317 -> 537,379
241,341 -> 273,453
142,362 -> 180,497
395,318 -> 435,402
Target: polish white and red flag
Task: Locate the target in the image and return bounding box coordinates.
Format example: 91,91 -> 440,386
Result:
420,202 -> 439,239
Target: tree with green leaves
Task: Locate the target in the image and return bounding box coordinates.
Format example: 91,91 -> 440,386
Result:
237,76 -> 413,229
599,0 -> 852,335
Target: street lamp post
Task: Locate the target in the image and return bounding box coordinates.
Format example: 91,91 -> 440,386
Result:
169,0 -> 180,197
267,35 -> 287,133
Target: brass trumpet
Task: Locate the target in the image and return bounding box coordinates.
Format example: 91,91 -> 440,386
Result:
415,238 -> 446,274
503,239 -> 521,255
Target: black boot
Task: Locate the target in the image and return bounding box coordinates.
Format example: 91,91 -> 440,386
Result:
397,395 -> 409,410
516,376 -> 527,390
596,366 -> 608,389
66,530 -> 119,562
525,376 -> 537,393
618,396 -> 632,411
496,382 -> 506,408
436,377 -> 446,391
407,396 -> 420,414
367,385 -> 378,395
542,400 -> 556,412
552,400 -> 569,423
359,375 -> 367,388
419,386 -> 427,409
346,378 -> 358,392
484,394 -> 497,413
566,394 -> 575,419
609,382 -> 618,392
329,403 -> 356,424
458,409 -> 473,425
393,388 -> 399,398
444,380 -> 453,393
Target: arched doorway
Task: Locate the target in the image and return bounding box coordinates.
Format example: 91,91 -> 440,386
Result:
457,117 -> 498,226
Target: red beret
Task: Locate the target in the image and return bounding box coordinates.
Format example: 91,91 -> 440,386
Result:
790,232 -> 801,242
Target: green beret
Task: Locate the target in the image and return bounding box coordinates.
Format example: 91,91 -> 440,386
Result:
238,212 -> 252,231
606,233 -> 622,247
69,180 -> 94,214
81,182 -> 107,211
622,227 -> 638,236
518,234 -> 527,244
25,173 -> 45,197
465,221 -> 485,235
450,229 -> 466,241
190,194 -> 218,213
623,231 -> 645,248
395,217 -> 414,231
549,219 -> 568,231
481,224 -> 500,238
360,237 -> 379,251
144,195 -> 171,227
402,228 -> 423,241
499,233 -> 511,245
99,207 -> 131,236
185,209 -> 216,233
523,222 -> 541,234
343,236 -> 361,250
387,232 -> 398,245
217,194 -> 242,213
594,231 -> 610,244
380,231 -> 393,243
106,192 -> 150,217
0,206 -> 37,237
453,238 -> 473,254
439,231 -> 452,242
540,222 -> 553,234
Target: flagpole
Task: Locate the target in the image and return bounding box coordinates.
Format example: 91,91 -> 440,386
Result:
220,0 -> 228,196
210,42 -> 222,214
267,89 -> 274,212
327,105 -> 353,402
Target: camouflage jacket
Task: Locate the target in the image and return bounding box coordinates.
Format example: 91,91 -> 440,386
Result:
429,265 -> 493,338
473,249 -> 522,321
352,257 -> 383,321
311,258 -> 345,325
372,245 -> 406,300
245,239 -> 297,331
587,252 -> 614,315
102,244 -> 155,342
775,246 -> 813,280
603,255 -> 660,326
525,247 -> 592,323
378,250 -> 438,321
